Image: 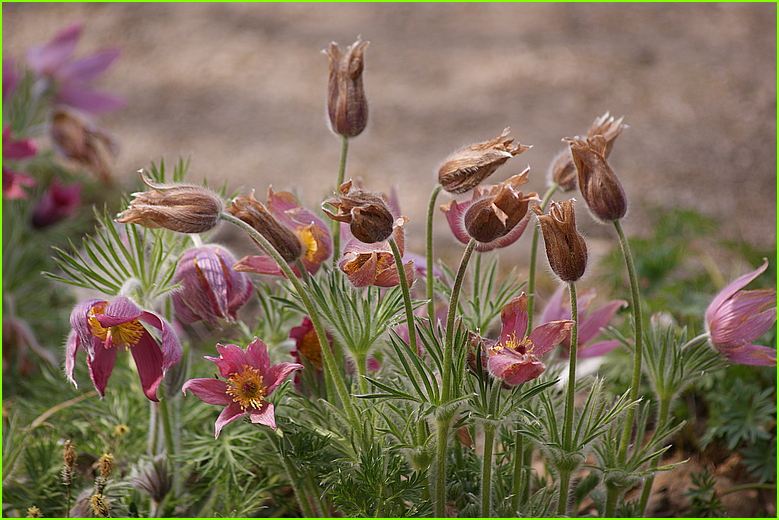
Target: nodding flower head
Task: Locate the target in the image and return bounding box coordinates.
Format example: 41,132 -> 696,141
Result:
566,136 -> 628,223
438,127 -> 530,194
323,180 -> 397,244
325,38 -> 369,137
532,199 -> 588,283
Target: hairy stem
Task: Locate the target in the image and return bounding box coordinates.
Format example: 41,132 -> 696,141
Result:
558,281 -> 579,516
480,382 -> 502,518
389,237 -> 418,355
426,184 -> 442,320
637,396 -> 672,515
526,183 -> 558,332
434,415 -> 453,518
332,135 -> 350,266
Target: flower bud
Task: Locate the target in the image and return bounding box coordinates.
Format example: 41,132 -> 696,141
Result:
567,136 -> 628,223
31,179 -> 82,228
325,39 -> 369,137
464,170 -> 538,244
323,180 -> 396,243
438,127 -> 530,194
548,149 -> 577,192
49,106 -> 118,182
532,200 -> 588,282
117,173 -> 223,233
63,440 -> 77,469
227,190 -> 303,263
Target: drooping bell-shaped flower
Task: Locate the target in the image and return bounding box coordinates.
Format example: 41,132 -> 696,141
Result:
567,136 -> 628,223
532,199 -> 588,283
66,296 -> 182,401
182,338 -> 303,437
172,245 -> 253,326
339,224 -> 415,288
323,180 -> 397,244
705,259 -> 776,366
325,38 -> 369,137
486,293 -> 574,386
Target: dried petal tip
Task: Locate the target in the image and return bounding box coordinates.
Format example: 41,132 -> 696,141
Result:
323,180 -> 396,243
117,172 -> 223,233
438,127 -> 531,194
567,137 -> 627,223
532,200 -> 588,282
548,149 -> 577,192
586,112 -> 627,158
326,38 -> 369,137
227,190 -> 303,263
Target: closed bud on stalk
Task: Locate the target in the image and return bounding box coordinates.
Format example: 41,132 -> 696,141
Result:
586,111 -> 626,159
49,106 -> 118,182
548,149 -> 578,192
438,127 -> 530,194
463,169 -> 538,244
227,190 -> 303,263
567,136 -> 628,223
117,173 -> 223,233
323,180 -> 396,243
532,200 -> 588,282
325,38 -> 369,137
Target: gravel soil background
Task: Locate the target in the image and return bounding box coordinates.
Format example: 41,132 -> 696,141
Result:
3,3 -> 778,517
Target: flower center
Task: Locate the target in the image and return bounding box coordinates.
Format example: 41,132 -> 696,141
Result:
504,334 -> 534,355
88,302 -> 145,350
225,365 -> 267,411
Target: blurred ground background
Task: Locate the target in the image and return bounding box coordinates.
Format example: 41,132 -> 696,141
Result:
3,3 -> 777,517
3,2 -> 776,269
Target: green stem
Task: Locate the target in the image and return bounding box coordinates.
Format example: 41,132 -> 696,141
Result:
332,135 -> 350,266
526,183 -> 558,332
354,352 -> 369,395
434,415 -> 453,518
510,431 -> 524,513
220,212 -> 359,427
480,382 -> 502,518
637,396 -> 671,516
615,219 -> 644,464
157,396 -> 181,494
389,237 -> 418,355
426,184 -> 443,320
558,281 -> 579,516
557,470 -> 572,516
604,486 -> 619,517
281,454 -> 318,517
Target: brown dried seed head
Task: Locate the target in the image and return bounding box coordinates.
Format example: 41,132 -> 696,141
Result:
117,173 -> 223,233
63,440 -> 77,469
98,453 -> 115,479
325,39 -> 369,137
532,200 -> 588,282
322,180 -> 396,243
586,112 -> 627,159
567,137 -> 628,223
227,190 -> 303,263
463,170 -> 537,244
548,149 -> 577,192
50,106 -> 119,182
438,128 -> 531,194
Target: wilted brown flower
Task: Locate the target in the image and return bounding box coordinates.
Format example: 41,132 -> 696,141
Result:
89,493 -> 110,518
438,128 -> 530,194
117,173 -> 223,233
325,38 -> 369,137
463,170 -> 538,244
323,180 -> 397,243
97,453 -> 115,479
63,440 -> 77,469
549,112 -> 626,192
49,106 -> 118,182
532,200 -> 588,282
567,136 -> 628,223
227,190 -> 303,263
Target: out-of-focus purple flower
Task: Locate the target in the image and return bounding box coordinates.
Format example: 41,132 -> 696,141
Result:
3,58 -> 20,101
705,259 -> 776,366
26,22 -> 124,114
486,293 -> 574,386
539,285 -> 627,358
440,170 -> 538,252
339,225 -> 415,288
49,106 -> 118,182
31,179 -> 82,228
172,245 -> 253,327
182,338 -> 302,437
66,296 -> 182,401
233,188 -> 332,277
3,127 -> 38,199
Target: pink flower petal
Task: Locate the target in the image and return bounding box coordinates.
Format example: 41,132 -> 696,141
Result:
706,259 -> 770,325
499,295 -> 529,346
65,330 -> 80,387
59,49 -> 121,82
70,298 -> 105,359
208,343 -> 250,378
233,254 -> 285,277
182,378 -> 232,405
26,23 -> 82,77
130,332 -> 164,401
577,299 -> 628,345
214,402 -> 247,438
248,401 -> 277,430
245,338 -> 271,376
86,340 -> 117,398
540,285 -> 568,325
527,320 -> 574,357
487,352 -> 546,386
578,339 -> 622,358
55,86 -> 125,114
265,362 -> 304,395
3,168 -> 37,199
441,199 -> 472,246
717,343 -> 777,366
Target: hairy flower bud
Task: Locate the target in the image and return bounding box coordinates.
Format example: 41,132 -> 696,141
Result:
325,38 -> 369,137
548,149 -> 578,192
117,173 -> 223,233
49,106 -> 118,182
97,453 -> 115,479
463,170 -> 538,244
586,112 -> 626,159
63,440 -> 77,469
532,200 -> 588,282
438,127 -> 530,194
323,180 -> 396,243
567,136 -> 628,223
227,190 -> 303,263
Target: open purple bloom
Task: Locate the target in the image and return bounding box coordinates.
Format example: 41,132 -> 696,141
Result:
339,225 -> 415,288
31,179 -> 82,228
705,259 -> 776,366
66,297 -> 182,401
172,245 -> 253,327
539,285 -> 627,358
486,293 -> 574,385
182,338 -> 303,437
233,188 -> 332,277
26,22 -> 123,114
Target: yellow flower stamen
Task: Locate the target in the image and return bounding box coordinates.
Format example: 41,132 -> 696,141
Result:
225,365 -> 267,411
88,302 -> 146,350
504,333 -> 534,355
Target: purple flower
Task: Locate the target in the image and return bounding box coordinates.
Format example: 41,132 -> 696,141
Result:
66,297 -> 182,401
3,127 -> 38,199
182,338 -> 303,437
486,293 -> 574,385
172,245 -> 253,326
233,188 -> 332,277
539,285 -> 627,358
26,22 -> 123,114
31,179 -> 82,228
3,58 -> 20,101
705,259 -> 776,366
